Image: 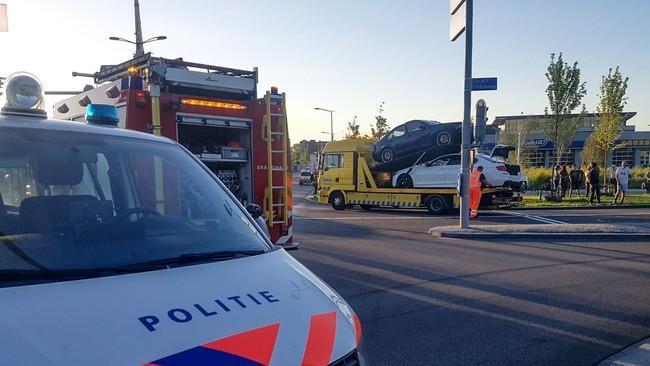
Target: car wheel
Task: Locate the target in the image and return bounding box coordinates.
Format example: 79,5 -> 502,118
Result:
396,174 -> 414,188
330,191 -> 346,211
425,195 -> 448,215
381,148 -> 394,163
437,131 -> 451,145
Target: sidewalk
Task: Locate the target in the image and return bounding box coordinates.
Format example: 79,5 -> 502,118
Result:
430,223 -> 650,241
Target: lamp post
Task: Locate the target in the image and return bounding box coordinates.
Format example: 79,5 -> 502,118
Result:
108,35 -> 167,57
314,107 -> 334,141
109,0 -> 166,57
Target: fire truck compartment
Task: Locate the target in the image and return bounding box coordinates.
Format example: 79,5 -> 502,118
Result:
177,113 -> 252,204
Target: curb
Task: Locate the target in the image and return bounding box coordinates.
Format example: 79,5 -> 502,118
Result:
509,204 -> 650,211
430,231 -> 650,242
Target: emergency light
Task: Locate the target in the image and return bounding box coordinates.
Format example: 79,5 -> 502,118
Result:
86,104 -> 119,126
180,98 -> 247,111
0,72 -> 47,117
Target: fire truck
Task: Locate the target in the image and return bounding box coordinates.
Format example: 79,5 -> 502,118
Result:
53,53 -> 293,245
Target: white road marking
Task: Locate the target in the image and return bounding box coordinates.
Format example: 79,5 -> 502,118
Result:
499,210 -> 568,224
294,216 -> 441,221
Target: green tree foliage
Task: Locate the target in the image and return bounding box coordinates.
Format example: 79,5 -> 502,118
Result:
590,66 -> 629,166
498,119 -> 538,165
371,102 -> 390,139
543,53 -> 587,165
582,135 -> 606,167
345,115 -> 361,139
291,143 -> 308,165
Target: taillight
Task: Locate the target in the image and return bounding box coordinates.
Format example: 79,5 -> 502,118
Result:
496,165 -> 507,171
135,91 -> 147,107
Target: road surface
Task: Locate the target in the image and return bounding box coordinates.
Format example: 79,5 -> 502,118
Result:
291,182 -> 650,365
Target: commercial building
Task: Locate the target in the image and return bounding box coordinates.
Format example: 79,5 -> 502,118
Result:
485,112 -> 650,167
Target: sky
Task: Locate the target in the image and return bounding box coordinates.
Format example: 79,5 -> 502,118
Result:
1,0 -> 649,141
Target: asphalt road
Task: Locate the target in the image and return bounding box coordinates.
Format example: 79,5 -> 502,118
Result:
291,182 -> 650,365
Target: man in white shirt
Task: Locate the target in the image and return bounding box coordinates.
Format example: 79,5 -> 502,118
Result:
613,161 -> 631,205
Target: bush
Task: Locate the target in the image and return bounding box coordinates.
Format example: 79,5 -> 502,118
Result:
631,167 -> 650,189
523,167 -> 553,190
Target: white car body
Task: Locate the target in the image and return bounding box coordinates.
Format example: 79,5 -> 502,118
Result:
299,170 -> 313,185
393,153 -> 528,190
0,112 -> 362,365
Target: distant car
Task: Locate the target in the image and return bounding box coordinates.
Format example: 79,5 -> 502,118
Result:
392,151 -> 528,191
299,169 -> 313,185
373,120 -> 461,164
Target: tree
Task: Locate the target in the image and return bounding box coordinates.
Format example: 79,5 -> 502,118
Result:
590,66 -> 629,168
498,119 -> 538,165
543,53 -> 587,165
371,101 -> 390,139
291,143 -> 307,166
345,115 -> 361,139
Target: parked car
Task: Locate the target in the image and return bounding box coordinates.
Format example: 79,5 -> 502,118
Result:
393,151 -> 528,191
299,169 -> 313,185
373,120 -> 461,164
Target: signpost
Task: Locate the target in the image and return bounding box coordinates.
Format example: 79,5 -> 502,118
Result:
449,0 -> 473,229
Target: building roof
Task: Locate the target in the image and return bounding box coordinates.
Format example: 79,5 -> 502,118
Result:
491,112 -> 637,126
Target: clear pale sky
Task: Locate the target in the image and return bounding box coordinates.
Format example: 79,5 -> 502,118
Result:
1,0 -> 649,141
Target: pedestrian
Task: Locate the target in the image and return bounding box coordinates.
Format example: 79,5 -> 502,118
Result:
560,165 -> 570,197
311,171 -> 318,195
613,160 -> 631,205
608,164 -> 617,194
552,165 -> 561,196
585,164 -> 593,197
469,165 -> 487,219
589,162 -> 601,204
569,165 -> 584,197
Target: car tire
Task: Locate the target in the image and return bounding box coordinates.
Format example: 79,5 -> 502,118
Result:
396,174 -> 414,188
381,148 -> 394,163
425,195 -> 448,215
299,182 -> 303,186
330,191 -> 346,211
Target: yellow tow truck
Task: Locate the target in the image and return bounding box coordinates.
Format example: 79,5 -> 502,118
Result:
317,139 -> 513,214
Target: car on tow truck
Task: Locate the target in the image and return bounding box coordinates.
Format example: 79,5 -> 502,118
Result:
393,150 -> 528,192
0,73 -> 364,366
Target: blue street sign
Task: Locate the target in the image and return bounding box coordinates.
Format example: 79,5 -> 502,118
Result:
471,77 -> 497,91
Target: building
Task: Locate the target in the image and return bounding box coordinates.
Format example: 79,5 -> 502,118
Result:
487,112 -> 650,167
294,139 -> 328,170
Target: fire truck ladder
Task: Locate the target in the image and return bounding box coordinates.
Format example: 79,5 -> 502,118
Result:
263,91 -> 289,227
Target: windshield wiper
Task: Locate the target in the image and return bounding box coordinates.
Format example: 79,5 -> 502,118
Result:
117,249 -> 267,270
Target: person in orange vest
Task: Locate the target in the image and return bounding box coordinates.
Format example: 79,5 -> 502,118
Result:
469,166 -> 487,218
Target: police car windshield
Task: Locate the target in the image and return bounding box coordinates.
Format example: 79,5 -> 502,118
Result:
0,126 -> 270,286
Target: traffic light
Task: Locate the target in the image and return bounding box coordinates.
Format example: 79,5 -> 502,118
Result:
474,99 -> 488,145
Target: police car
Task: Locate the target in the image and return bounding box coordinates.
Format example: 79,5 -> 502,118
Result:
0,73 -> 364,365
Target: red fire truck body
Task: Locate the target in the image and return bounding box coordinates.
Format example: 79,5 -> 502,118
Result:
53,54 -> 293,244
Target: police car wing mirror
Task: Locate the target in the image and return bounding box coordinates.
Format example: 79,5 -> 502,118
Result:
245,203 -> 263,219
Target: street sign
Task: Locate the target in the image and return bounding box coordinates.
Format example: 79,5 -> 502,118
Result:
471,77 -> 498,91
449,0 -> 466,41
0,3 -> 8,32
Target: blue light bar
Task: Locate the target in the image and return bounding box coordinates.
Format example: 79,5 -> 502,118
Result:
86,104 -> 119,126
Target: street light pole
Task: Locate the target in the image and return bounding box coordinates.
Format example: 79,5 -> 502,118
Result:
134,0 -> 145,56
459,0 -> 473,229
314,107 -> 335,141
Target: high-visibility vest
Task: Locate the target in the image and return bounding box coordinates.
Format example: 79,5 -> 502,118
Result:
470,170 -> 482,190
